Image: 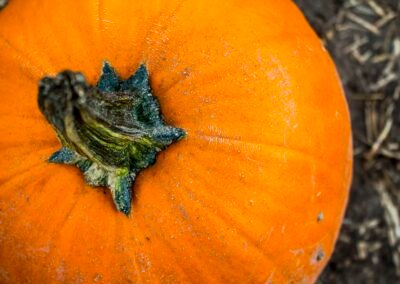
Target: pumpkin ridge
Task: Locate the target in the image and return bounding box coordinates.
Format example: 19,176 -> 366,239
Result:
96,0 -> 105,34
133,223 -> 198,282
141,0 -> 187,59
0,114 -> 43,121
190,132 -> 346,175
293,231 -> 332,254
129,171 -> 226,281
42,184 -> 94,267
120,223 -> 148,283
0,164 -> 54,205
187,147 -> 349,231
146,191 -> 273,282
0,141 -> 57,150
0,33 -> 45,78
177,144 -> 347,274
0,150 -> 57,186
159,166 -> 287,272
185,161 -> 306,217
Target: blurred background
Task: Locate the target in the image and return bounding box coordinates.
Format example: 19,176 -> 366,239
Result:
294,0 -> 400,283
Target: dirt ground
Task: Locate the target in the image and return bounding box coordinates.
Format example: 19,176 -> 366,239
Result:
294,0 -> 400,283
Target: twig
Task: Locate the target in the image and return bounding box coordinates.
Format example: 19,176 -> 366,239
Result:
375,181 -> 400,276
346,12 -> 381,35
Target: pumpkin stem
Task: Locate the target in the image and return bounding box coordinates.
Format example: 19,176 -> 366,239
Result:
38,62 -> 185,215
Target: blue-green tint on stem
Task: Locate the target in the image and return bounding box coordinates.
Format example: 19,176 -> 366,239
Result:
38,62 -> 186,215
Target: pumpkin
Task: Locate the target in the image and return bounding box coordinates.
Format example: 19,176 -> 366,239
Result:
0,0 -> 352,283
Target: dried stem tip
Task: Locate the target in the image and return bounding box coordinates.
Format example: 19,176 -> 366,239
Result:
38,62 -> 185,215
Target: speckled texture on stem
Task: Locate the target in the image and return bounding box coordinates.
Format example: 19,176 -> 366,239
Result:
38,62 -> 185,214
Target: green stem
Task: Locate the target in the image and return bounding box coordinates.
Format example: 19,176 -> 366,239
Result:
38,62 -> 185,215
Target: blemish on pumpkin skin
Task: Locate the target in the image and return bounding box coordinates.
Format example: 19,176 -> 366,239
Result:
257,228 -> 274,247
179,205 -> 189,220
37,244 -> 50,254
300,276 -> 312,284
0,268 -> 10,282
265,271 -> 274,284
93,273 -> 103,282
290,248 -> 304,256
74,272 -> 85,284
135,252 -> 152,273
317,211 -> 324,222
56,261 -> 65,282
242,240 -> 248,251
181,67 -> 191,78
310,247 -> 325,265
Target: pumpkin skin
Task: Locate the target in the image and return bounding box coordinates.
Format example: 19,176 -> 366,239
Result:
0,0 -> 352,282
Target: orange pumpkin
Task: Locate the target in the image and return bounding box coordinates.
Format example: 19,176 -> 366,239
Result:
0,0 -> 352,283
